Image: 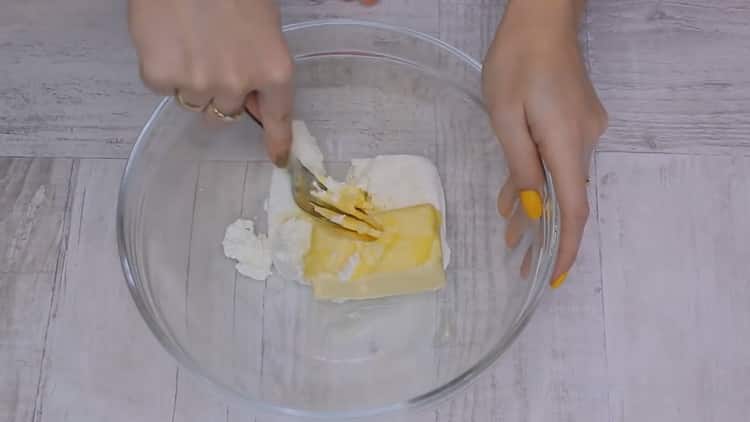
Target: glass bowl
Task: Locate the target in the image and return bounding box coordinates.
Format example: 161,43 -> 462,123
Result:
118,20 -> 558,420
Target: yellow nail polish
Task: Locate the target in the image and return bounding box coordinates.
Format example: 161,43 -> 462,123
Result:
519,190 -> 543,220
550,272 -> 568,289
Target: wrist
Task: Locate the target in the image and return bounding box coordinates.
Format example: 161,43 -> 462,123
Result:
503,0 -> 584,38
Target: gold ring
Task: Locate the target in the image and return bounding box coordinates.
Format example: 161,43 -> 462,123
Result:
208,102 -> 242,122
174,89 -> 206,112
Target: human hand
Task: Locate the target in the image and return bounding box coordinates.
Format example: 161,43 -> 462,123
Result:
128,0 -> 294,166
482,0 -> 608,288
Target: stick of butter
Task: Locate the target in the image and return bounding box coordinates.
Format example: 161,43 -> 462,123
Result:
303,203 -> 446,301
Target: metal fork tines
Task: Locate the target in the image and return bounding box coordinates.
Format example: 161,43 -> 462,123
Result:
288,157 -> 383,238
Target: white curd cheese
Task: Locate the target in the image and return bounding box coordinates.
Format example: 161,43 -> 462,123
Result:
222,219 -> 272,281
346,155 -> 451,268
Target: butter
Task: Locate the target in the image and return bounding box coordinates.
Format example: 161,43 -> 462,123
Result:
257,120 -> 451,301
313,205 -> 383,239
303,204 -> 446,300
311,177 -> 383,238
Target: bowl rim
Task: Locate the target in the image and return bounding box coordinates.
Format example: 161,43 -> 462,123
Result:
117,18 -> 557,419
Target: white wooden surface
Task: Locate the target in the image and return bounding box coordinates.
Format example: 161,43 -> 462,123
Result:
589,0 -> 750,154
597,153 -> 750,422
0,158 -> 72,422
2,0 -> 750,421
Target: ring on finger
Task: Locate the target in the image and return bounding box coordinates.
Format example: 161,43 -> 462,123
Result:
208,101 -> 242,122
174,89 -> 207,112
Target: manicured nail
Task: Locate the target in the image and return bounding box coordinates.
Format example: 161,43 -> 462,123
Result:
274,152 -> 289,168
519,190 -> 543,220
550,272 -> 568,289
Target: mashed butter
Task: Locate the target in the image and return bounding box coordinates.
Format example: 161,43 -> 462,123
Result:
223,121 -> 451,300
304,204 -> 446,300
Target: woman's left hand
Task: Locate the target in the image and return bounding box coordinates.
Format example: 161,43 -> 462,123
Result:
482,0 -> 608,288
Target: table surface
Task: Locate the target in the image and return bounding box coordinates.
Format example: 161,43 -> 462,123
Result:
2,1 -> 750,421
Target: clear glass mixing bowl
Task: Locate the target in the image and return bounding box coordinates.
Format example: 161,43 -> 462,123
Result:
118,20 -> 559,419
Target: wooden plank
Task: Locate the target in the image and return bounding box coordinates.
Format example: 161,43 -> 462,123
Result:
438,0 -> 505,62
0,273 -> 56,422
0,158 -> 72,422
181,160 -> 248,400
0,158 -> 73,273
436,0 -> 592,69
597,152 -> 750,421
0,0 -> 157,158
173,161 -> 271,422
588,0 -> 750,154
281,0 -> 439,35
35,159 -> 178,422
230,163 -> 274,422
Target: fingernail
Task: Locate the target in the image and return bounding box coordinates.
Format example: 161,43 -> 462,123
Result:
550,272 -> 568,289
274,152 -> 289,168
519,190 -> 543,220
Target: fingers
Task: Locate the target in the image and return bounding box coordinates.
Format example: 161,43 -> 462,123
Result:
489,108 -> 546,221
139,56 -> 182,97
520,245 -> 533,280
175,87 -> 212,112
141,45 -> 293,166
539,136 -> 590,289
504,206 -> 528,249
490,106 -> 592,289
244,92 -> 261,122
497,179 -> 516,218
210,94 -> 247,119
130,0 -> 295,167
256,63 -> 294,167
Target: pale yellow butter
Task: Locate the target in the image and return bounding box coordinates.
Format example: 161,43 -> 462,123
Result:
303,204 -> 446,300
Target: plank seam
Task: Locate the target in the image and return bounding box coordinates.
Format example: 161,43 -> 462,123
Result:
30,158 -> 78,422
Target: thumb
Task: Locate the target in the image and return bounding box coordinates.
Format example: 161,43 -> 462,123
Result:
490,109 -> 546,220
255,81 -> 293,167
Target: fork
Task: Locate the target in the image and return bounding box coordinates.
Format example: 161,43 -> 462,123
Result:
245,108 -> 382,238
287,155 -> 383,238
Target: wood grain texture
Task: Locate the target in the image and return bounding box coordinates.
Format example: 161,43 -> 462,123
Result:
34,159 -> 178,422
597,152 -> 750,422
0,0 -> 438,159
0,0 -> 157,158
438,0 -> 505,62
172,162 -> 270,422
0,158 -> 72,422
588,0 -> 750,154
281,0 -> 438,35
434,161 -> 609,422
0,272 -> 56,422
0,159 -> 73,273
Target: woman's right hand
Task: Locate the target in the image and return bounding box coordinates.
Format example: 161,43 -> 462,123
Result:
128,0 -> 294,166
